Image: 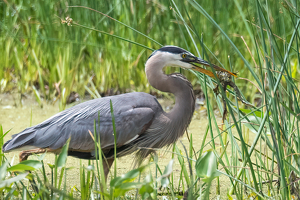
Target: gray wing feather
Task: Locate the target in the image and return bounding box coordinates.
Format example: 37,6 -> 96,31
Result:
3,92 -> 159,153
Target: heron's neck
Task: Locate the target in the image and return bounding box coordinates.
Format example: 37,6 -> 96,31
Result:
145,56 -> 195,130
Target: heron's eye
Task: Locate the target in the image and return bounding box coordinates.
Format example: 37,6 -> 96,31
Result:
182,54 -> 187,58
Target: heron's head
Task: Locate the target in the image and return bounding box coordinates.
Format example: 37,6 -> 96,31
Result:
146,46 -> 216,77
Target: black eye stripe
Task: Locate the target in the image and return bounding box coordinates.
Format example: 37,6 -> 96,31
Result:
158,46 -> 187,54
147,46 -> 195,61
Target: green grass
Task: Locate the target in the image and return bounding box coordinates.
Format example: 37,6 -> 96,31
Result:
1,0 -> 300,199
2,0 -> 297,105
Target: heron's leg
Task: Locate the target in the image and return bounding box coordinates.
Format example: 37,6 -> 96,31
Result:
103,158 -> 114,181
19,148 -> 49,162
221,83 -> 228,123
213,84 -> 219,95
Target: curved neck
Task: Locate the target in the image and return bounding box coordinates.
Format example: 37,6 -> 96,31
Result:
145,54 -> 195,131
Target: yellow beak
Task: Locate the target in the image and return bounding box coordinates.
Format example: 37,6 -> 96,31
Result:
191,58 -> 237,78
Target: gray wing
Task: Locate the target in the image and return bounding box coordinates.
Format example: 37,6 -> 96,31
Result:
3,92 -> 162,153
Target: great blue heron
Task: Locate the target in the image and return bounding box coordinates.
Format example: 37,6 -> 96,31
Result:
2,46 -> 235,179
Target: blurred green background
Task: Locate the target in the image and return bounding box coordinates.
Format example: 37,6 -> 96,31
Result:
0,0 -> 297,105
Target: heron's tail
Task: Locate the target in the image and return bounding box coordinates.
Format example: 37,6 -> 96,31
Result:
2,128 -> 36,152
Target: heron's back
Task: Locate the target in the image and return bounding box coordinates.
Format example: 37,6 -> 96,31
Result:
3,92 -> 164,155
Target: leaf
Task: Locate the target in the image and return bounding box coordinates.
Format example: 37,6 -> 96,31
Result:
35,151 -> 47,161
0,162 -> 8,180
161,159 -> 174,177
139,174 -> 154,197
0,126 -> 11,141
7,160 -> 41,172
0,173 -> 28,188
110,165 -> 147,187
158,159 -> 174,188
195,150 -> 221,183
47,163 -> 55,169
175,145 -> 190,185
239,108 -> 263,118
139,184 -> 154,195
242,115 -> 271,136
25,173 -> 34,181
57,138 -> 70,168
19,160 -> 42,169
110,177 -> 123,187
7,164 -> 35,172
113,182 -> 140,197
85,165 -> 94,171
110,165 -> 148,197
120,168 -> 140,181
118,182 -> 140,190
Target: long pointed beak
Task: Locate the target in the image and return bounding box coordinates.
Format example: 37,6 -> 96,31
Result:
191,57 -> 237,78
